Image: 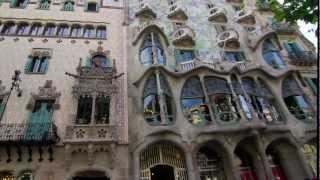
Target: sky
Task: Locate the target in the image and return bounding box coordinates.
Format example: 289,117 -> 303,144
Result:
298,21 -> 318,49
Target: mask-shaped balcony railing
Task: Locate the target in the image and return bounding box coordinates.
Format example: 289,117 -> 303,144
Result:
172,26 -> 196,46
64,124 -> 117,143
217,29 -> 240,48
288,51 -> 317,66
0,122 -> 58,145
178,58 -> 217,72
135,2 -> 156,18
234,9 -> 255,25
271,22 -> 299,33
167,2 -> 188,20
208,7 -> 227,22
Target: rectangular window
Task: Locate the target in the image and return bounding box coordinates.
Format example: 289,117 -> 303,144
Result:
43,25 -> 55,36
30,24 -> 42,36
57,25 -> 69,37
16,24 -> 29,35
224,51 -> 246,63
96,27 -> 106,39
175,49 -> 195,63
70,26 -> 81,37
25,56 -> 49,73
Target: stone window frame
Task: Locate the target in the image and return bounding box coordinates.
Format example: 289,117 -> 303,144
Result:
24,48 -> 52,74
26,80 -> 61,112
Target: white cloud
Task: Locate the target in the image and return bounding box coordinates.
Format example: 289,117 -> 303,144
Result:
297,21 -> 318,49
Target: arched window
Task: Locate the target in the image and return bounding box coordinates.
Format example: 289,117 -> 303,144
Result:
56,24 -> 69,37
1,22 -> 16,35
70,24 -> 82,37
143,73 -> 174,125
204,76 -> 240,123
181,77 -> 210,126
38,0 -> 51,9
43,23 -> 56,36
139,32 -> 166,66
29,23 -> 42,36
16,22 -> 29,35
262,38 -> 286,69
83,25 -> 95,38
96,26 -> 106,39
282,76 -> 313,121
10,0 -> 28,8
63,0 -> 74,11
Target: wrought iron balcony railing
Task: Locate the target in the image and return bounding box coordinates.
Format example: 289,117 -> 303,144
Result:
0,122 -> 59,145
64,124 -> 117,143
288,51 -> 317,65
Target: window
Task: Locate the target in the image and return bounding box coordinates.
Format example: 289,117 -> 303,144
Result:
18,171 -> 33,180
70,25 -> 82,38
205,77 -> 240,123
262,39 -> 286,69
96,26 -> 106,39
56,24 -> 69,37
86,1 -> 98,12
283,41 -> 304,59
181,77 -> 211,126
242,77 -> 281,122
139,32 -> 166,66
91,54 -> 111,69
83,25 -> 95,38
143,73 -> 174,125
63,0 -> 74,11
282,76 -> 313,121
38,0 -> 51,9
76,95 -> 110,124
43,24 -> 56,37
223,51 -> 246,63
10,0 -> 27,8
16,23 -> 29,35
175,49 -> 194,63
25,56 -> 49,73
0,172 -> 14,180
29,23 -> 42,36
1,22 -> 15,35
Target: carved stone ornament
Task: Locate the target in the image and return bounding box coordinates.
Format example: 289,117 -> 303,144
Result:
66,46 -> 122,98
30,48 -> 53,58
26,80 -> 62,110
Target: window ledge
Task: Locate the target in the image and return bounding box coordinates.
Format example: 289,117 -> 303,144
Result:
25,72 -> 46,75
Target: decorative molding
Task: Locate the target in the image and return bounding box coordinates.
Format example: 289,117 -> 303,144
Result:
30,48 -> 53,58
26,80 -> 61,110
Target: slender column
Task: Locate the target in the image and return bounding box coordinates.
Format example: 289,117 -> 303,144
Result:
151,32 -> 158,64
254,135 -> 274,180
238,79 -> 259,121
199,75 -> 217,125
185,150 -> 196,180
133,152 -> 140,180
228,80 -> 245,122
226,146 -> 241,180
90,94 -> 97,124
155,70 -> 167,125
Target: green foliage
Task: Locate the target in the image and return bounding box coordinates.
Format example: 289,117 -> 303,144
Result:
268,0 -> 318,24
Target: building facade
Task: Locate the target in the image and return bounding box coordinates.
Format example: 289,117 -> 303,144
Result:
126,0 -> 317,180
0,0 -> 129,179
0,0 -> 317,180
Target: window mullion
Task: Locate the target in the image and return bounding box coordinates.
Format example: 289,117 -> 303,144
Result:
90,95 -> 96,124
155,70 -> 166,125
151,32 -> 158,64
199,76 -> 216,125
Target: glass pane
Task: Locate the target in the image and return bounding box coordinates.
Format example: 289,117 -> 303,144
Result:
95,96 -> 110,124
76,96 -> 92,124
181,98 -> 204,111
239,95 -> 252,119
140,47 -> 153,66
156,47 -> 166,65
143,94 -> 160,116
179,50 -> 194,63
294,96 -> 309,108
263,51 -> 286,69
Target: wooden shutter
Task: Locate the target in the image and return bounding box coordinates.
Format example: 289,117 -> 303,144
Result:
24,57 -> 33,73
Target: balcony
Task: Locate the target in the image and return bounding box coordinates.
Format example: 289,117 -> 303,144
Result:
208,7 -> 227,22
0,122 -> 58,145
271,22 -> 299,34
217,29 -> 240,48
167,3 -> 188,20
234,9 -> 255,25
288,51 -> 317,66
64,124 -> 117,143
135,2 -> 157,19
172,26 -> 196,46
177,58 -> 217,72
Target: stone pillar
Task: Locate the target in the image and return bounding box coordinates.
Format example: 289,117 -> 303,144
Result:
228,80 -> 245,122
185,148 -> 196,180
226,146 -> 241,180
90,94 -> 96,124
133,152 -> 140,180
254,135 -> 274,180
155,69 -> 167,125
199,75 -> 217,125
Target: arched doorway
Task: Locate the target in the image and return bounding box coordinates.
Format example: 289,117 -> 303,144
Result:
196,141 -> 228,180
140,142 -> 188,180
266,145 -> 287,180
73,170 -> 109,180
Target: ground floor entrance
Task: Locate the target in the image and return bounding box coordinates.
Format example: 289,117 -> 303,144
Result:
73,171 -> 109,180
150,165 -> 175,180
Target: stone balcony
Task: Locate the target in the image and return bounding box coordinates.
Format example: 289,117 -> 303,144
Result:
172,26 -> 195,46
0,122 -> 58,145
234,9 -> 255,25
167,2 -> 188,20
135,2 -> 156,19
288,51 -> 317,66
64,124 -> 117,144
217,29 -> 240,48
208,7 -> 227,22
